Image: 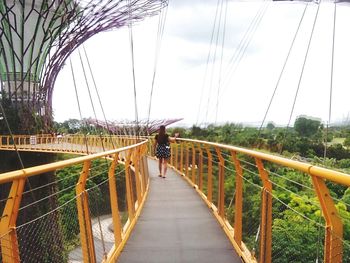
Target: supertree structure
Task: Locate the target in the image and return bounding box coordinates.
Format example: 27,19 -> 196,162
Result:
85,118 -> 183,135
0,0 -> 167,132
0,1 -> 168,261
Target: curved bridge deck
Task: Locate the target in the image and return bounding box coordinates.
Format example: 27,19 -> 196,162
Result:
117,159 -> 241,263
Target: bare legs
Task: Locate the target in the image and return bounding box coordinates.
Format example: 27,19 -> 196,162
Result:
158,159 -> 162,177
158,158 -> 168,178
163,159 -> 168,178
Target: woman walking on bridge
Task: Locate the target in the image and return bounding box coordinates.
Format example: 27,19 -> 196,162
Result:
154,125 -> 178,178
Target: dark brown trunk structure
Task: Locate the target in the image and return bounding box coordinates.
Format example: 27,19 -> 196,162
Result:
0,151 -> 65,263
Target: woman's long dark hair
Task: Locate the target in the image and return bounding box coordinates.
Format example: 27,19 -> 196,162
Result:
157,125 -> 167,144
159,125 -> 166,135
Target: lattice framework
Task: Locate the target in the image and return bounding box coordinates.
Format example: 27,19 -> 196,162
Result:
0,0 -> 167,130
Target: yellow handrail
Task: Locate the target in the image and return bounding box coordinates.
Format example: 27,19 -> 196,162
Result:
172,138 -> 348,263
0,135 -> 349,262
0,136 -> 149,263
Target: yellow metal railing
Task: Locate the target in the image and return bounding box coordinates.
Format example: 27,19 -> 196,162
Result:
0,136 -> 149,263
1,135 -> 350,262
162,138 -> 350,263
0,134 -> 140,154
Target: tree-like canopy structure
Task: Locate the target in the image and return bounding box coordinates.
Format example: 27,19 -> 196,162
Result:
0,0 -> 167,132
85,118 -> 183,135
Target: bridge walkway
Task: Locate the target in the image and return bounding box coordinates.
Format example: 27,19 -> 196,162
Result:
117,158 -> 242,263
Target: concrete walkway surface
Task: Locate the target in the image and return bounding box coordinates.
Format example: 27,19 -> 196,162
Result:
117,159 -> 242,263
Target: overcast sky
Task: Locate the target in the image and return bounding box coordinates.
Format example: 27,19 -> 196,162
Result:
53,0 -> 350,127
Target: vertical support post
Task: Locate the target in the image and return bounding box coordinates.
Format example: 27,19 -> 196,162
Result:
197,144 -> 203,191
148,138 -> 153,157
180,143 -> 184,174
142,147 -> 150,185
185,143 -> 189,178
0,179 -> 25,263
191,143 -> 196,183
138,146 -> 145,194
76,160 -> 96,263
175,143 -> 179,170
215,147 -> 225,218
170,145 -> 174,167
206,146 -> 213,203
108,153 -> 122,245
231,151 -> 243,248
132,147 -> 142,204
255,158 -> 272,263
310,175 -> 343,263
125,150 -> 135,220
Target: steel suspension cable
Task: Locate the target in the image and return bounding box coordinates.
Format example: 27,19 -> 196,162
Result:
218,1 -> 269,101
256,2 -> 309,142
77,48 -> 107,152
195,0 -> 222,126
280,1 -> 322,154
146,3 -> 169,133
202,1 -> 269,120
69,57 -> 90,154
215,0 -> 229,124
323,2 -> 337,161
0,105 -> 24,169
73,51 -> 110,255
204,0 -> 226,124
82,45 -> 116,148
128,1 -> 139,137
0,79 -> 39,207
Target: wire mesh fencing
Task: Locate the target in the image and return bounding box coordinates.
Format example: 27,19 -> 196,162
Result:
0,230 -> 16,262
271,192 -> 325,263
17,197 -> 81,263
87,177 -> 113,262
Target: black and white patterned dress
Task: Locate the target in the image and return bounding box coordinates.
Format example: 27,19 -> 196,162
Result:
155,134 -> 171,159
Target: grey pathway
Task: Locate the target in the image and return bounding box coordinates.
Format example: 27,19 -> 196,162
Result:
117,159 -> 242,263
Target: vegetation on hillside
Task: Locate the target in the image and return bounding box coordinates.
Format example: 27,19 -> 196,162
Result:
52,116 -> 350,261
168,116 -> 350,261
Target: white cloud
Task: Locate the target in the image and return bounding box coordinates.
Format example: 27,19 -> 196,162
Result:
53,1 -> 350,127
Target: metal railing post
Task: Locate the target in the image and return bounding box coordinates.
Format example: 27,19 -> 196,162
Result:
108,153 -> 122,246
191,143 -> 196,183
140,145 -> 149,191
255,158 -> 272,263
310,175 -> 343,263
197,144 -> 203,191
133,147 -> 142,204
125,150 -> 135,220
231,151 -> 243,248
215,147 -> 225,218
180,143 -> 184,174
175,143 -> 179,170
76,160 -> 96,263
185,143 -> 189,178
0,179 -> 25,263
170,145 -> 174,167
206,146 -> 213,203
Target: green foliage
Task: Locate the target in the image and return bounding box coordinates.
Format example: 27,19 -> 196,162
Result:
272,211 -> 322,263
54,119 -> 81,134
55,157 -> 126,252
327,144 -> 350,160
0,97 -> 21,134
168,127 -> 189,138
266,122 -> 275,130
0,94 -> 50,133
182,121 -> 350,261
294,116 -> 321,138
344,136 -> 350,147
338,159 -> 350,169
